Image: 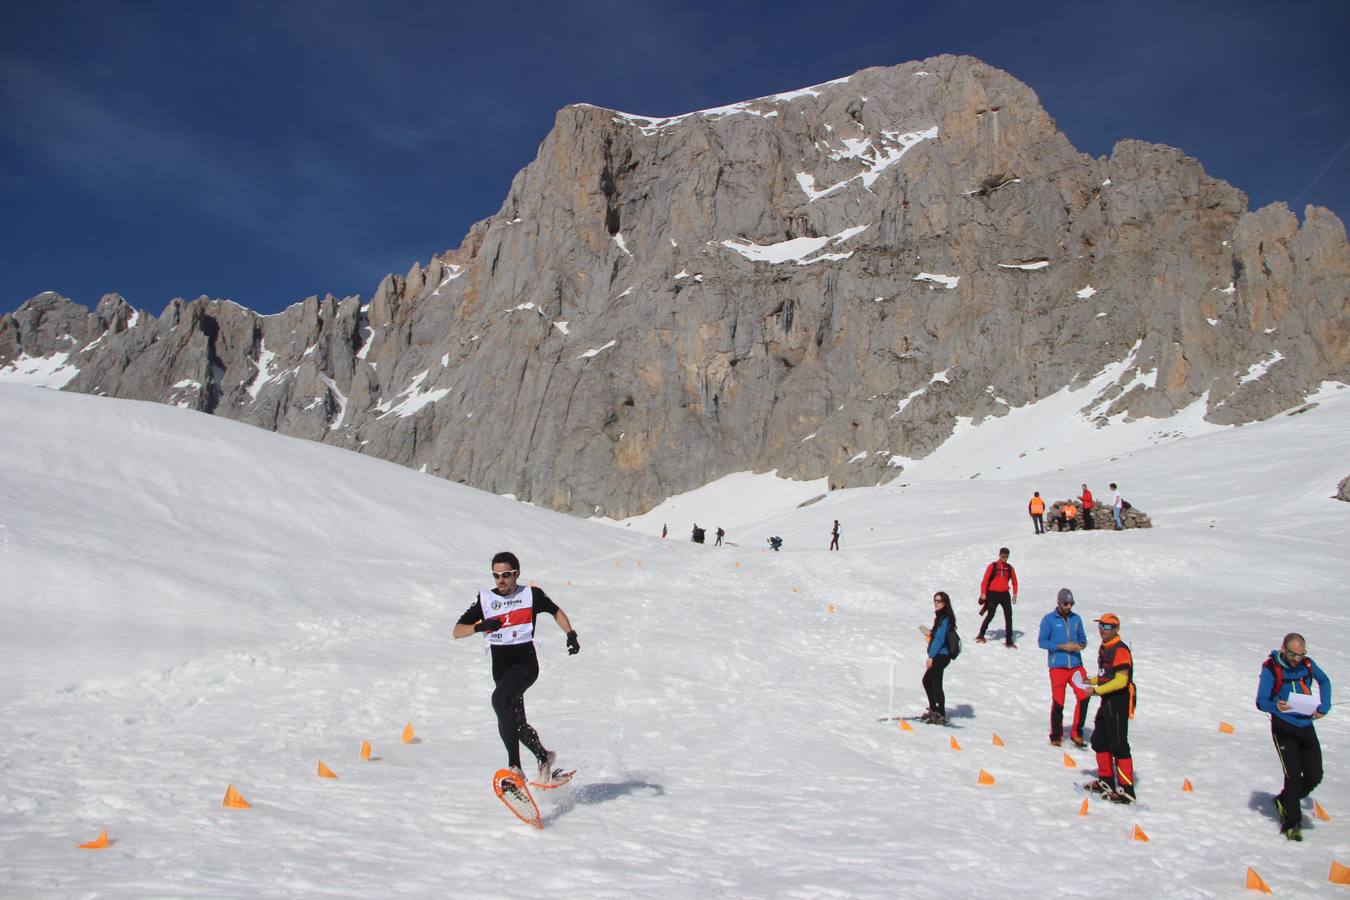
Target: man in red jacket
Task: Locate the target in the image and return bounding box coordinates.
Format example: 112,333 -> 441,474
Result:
1079,484 -> 1096,531
976,547 -> 1019,648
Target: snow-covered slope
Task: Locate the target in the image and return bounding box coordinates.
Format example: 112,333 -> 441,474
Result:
2,383 -> 1349,897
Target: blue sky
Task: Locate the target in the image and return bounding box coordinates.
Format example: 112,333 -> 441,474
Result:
1,0 -> 1346,316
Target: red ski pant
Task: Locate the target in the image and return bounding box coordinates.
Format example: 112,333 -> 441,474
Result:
1049,666 -> 1091,742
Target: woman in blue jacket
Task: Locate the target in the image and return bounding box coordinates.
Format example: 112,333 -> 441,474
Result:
1256,633 -> 1333,841
919,591 -> 957,724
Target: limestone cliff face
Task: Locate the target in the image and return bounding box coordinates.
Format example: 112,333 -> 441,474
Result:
4,56 -> 1348,517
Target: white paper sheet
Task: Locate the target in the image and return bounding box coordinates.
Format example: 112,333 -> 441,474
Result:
1284,692 -> 1320,715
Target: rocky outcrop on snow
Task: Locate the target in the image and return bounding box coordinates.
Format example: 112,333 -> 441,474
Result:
1045,499 -> 1152,530
1337,476 -> 1350,502
4,55 -> 1349,518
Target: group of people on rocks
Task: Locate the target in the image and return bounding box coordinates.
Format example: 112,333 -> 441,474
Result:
1028,483 -> 1127,533
913,547 -> 1332,836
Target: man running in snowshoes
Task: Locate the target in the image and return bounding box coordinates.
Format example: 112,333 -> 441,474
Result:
1083,613 -> 1137,803
1256,632 -> 1332,841
453,551 -> 579,792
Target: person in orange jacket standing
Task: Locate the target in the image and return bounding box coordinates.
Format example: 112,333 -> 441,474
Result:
1084,613 -> 1137,803
976,547 -> 1018,648
1028,492 -> 1046,534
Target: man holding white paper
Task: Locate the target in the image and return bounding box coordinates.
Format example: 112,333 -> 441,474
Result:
1256,633 -> 1333,842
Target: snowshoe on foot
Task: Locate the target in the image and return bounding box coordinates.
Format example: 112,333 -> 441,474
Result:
1082,779 -> 1113,795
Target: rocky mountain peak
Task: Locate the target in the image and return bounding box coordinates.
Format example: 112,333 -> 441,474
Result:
4,55 -> 1347,518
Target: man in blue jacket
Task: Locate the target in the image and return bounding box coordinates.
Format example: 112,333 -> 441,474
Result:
1256,633 -> 1332,841
1038,588 -> 1090,747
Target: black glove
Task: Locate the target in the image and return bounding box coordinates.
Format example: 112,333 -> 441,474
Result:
475,618 -> 503,633
566,630 -> 580,655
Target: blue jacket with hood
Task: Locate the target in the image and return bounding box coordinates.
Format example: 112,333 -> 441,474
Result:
1037,610 -> 1087,669
1256,649 -> 1332,727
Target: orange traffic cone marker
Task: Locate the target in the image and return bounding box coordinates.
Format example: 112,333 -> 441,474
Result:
900,720 -> 914,732
1315,800 -> 1331,821
950,736 -> 962,751
1132,824 -> 1149,842
792,586 -> 799,593
636,560 -> 642,568
402,722 -> 415,743
222,785 -> 250,809
1219,721 -> 1235,734
1245,867 -> 1272,893
317,760 -> 337,779
992,733 -> 1005,747
977,769 -> 995,786
827,603 -> 837,613
1182,778 -> 1194,792
78,829 -> 109,849
360,740 -> 372,760
615,560 -> 621,568
1062,752 -> 1076,768
1329,860 -> 1350,884
1079,798 -> 1090,817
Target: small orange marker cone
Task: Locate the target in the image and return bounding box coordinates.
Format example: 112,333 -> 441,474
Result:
792,586 -> 799,593
360,740 -> 372,760
317,760 -> 337,779
1219,721 -> 1235,734
222,785 -> 250,809
827,603 -> 836,613
615,560 -> 621,568
636,560 -> 642,568
977,769 -> 995,785
1063,752 -> 1076,768
1315,800 -> 1331,821
1245,867 -> 1272,893
992,733 -> 1004,747
1132,824 -> 1149,842
1182,778 -> 1194,792
402,722 -> 415,743
1079,798 -> 1090,817
900,720 -> 914,732
1329,860 -> 1350,884
78,829 -> 109,849
950,736 -> 962,751
735,561 -> 741,568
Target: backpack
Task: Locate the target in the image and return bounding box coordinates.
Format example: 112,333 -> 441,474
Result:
945,623 -> 962,660
1120,499 -> 1132,510
1263,656 -> 1313,700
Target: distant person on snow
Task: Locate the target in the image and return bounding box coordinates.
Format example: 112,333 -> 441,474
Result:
452,551 -> 579,792
918,591 -> 958,725
1110,483 -> 1124,530
1055,501 -> 1079,532
829,520 -> 841,551
715,527 -> 725,546
692,524 -> 705,544
1038,588 -> 1090,748
1257,632 -> 1332,841
661,524 -> 667,539
1079,484 -> 1095,531
976,547 -> 1018,648
1083,613 -> 1137,803
1028,492 -> 1046,535
767,536 -> 783,551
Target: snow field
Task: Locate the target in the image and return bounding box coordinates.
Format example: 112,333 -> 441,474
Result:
2,383 -> 1349,897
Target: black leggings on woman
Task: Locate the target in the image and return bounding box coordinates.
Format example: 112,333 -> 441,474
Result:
922,655 -> 952,716
491,659 -> 548,769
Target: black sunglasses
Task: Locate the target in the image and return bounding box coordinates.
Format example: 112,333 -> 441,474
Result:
492,570 -> 519,580
1097,623 -> 1117,630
